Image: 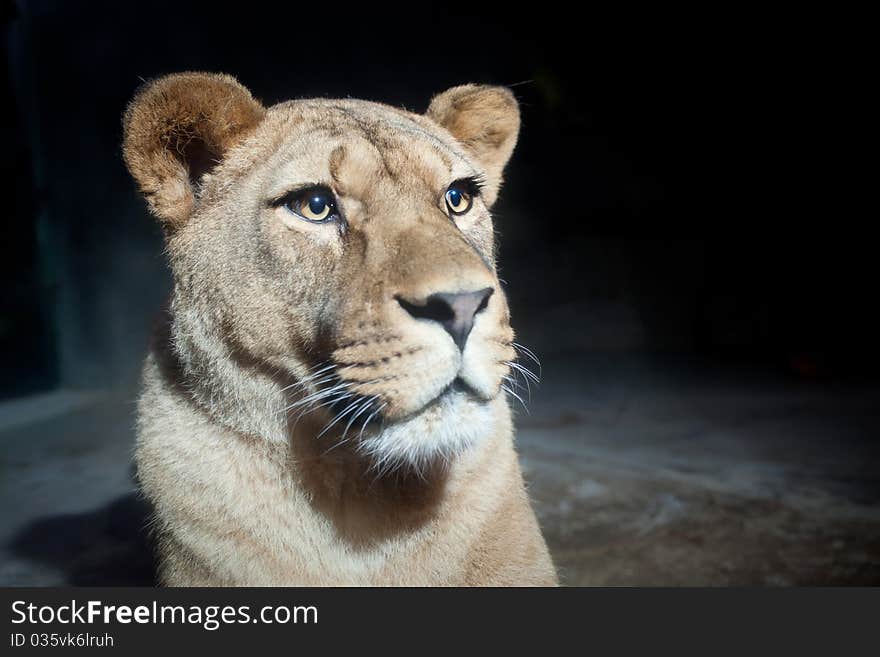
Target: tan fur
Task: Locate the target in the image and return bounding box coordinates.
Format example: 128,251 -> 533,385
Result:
123,72 -> 557,586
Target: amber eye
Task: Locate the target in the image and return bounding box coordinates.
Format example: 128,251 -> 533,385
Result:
445,185 -> 473,215
284,188 -> 339,222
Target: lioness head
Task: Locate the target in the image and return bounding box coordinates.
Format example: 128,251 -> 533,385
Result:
124,72 -> 526,472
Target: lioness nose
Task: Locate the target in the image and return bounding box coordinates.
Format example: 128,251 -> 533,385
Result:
397,287 -> 494,351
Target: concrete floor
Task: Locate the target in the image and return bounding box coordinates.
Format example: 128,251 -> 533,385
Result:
1,354 -> 879,586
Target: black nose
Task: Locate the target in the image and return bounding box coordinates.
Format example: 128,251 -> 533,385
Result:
397,287 -> 494,351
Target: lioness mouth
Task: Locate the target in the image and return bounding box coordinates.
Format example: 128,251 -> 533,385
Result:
450,376 -> 473,395
334,375 -> 480,432
401,376 -> 482,421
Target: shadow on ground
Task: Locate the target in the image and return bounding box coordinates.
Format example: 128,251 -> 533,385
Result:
8,493 -> 156,586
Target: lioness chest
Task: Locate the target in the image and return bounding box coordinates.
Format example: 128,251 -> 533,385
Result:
136,356 -> 545,586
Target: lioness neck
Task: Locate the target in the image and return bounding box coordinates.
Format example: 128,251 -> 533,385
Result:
136,344 -> 553,585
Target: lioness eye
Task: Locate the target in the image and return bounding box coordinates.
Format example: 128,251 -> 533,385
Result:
283,187 -> 339,223
445,185 -> 473,215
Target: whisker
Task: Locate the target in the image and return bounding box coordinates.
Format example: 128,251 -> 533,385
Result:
321,402 -> 370,457
316,398 -> 364,439
280,374 -> 339,401
502,374 -> 527,392
510,362 -> 532,400
512,342 -> 541,367
505,361 -> 537,404
297,390 -> 351,418
279,362 -> 336,393
287,382 -> 350,411
509,360 -> 540,385
358,403 -> 387,443
291,390 -> 352,432
501,383 -> 529,413
512,342 -> 543,383
341,396 -> 378,440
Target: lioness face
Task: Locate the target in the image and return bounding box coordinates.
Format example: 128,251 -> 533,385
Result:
124,74 -> 522,470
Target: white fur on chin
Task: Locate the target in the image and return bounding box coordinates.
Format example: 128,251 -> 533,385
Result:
357,390 -> 498,475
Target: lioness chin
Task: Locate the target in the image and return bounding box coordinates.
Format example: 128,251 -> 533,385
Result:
123,72 -> 557,586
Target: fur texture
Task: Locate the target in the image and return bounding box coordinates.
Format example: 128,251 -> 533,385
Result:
123,72 -> 557,586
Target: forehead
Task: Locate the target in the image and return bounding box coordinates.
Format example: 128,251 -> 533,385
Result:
260,99 -> 480,198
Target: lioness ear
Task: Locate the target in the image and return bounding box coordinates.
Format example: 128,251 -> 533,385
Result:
122,72 -> 265,229
425,84 -> 520,205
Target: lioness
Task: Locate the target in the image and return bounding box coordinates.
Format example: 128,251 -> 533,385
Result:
123,72 -> 557,586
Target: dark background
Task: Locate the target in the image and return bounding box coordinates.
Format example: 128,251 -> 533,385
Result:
1,1 -> 875,395
2,1 -> 879,587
